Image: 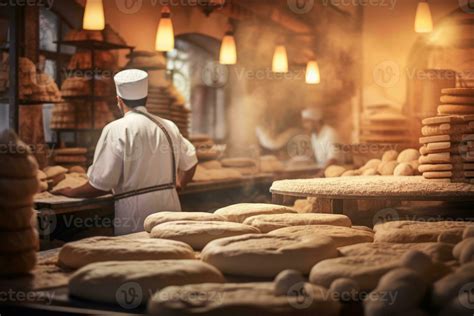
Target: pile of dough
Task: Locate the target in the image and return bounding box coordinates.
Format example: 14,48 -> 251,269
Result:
58,236 -> 195,269
52,173 -> 88,191
242,213 -> 351,233
150,220 -> 260,250
148,282 -> 341,316
269,225 -> 374,247
338,242 -> 454,263
69,260 -> 225,305
374,220 -> 469,243
0,130 -> 39,276
144,211 -> 226,233
324,165 -> 346,178
310,255 -> 399,290
214,203 -> 296,223
201,234 -> 338,277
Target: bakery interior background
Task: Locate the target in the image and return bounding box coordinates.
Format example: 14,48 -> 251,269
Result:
1,0 -> 473,161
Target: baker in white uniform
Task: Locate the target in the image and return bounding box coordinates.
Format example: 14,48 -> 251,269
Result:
54,69 -> 198,235
301,107 -> 340,171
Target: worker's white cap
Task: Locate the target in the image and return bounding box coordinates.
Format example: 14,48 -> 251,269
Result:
114,69 -> 148,101
301,108 -> 323,121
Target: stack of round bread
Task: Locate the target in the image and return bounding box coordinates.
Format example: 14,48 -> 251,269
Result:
418,113 -> 474,183
359,112 -> 409,144
324,148 -> 420,178
0,131 -> 39,276
438,88 -> 474,115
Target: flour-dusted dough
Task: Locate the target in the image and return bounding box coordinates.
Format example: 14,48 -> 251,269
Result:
150,220 -> 260,249
58,237 -> 196,269
242,213 -> 351,233
338,242 -> 454,263
374,221 -> 468,243
0,250 -> 37,276
382,150 -> 398,162
377,161 -> 398,175
394,163 -> 414,176
43,165 -> 68,179
269,225 -> 374,248
148,282 -> 341,316
398,149 -> 420,163
0,227 -> 38,252
144,211 -> 227,233
324,165 -> 346,178
214,203 -> 296,223
0,207 -> 34,231
360,159 -> 382,171
69,260 -> 225,305
309,255 -> 399,290
201,234 -> 338,277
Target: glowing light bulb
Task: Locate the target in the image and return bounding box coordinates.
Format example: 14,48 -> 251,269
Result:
272,45 -> 288,73
219,32 -> 237,65
83,0 -> 105,31
155,6 -> 174,52
306,60 -> 320,84
415,1 -> 433,33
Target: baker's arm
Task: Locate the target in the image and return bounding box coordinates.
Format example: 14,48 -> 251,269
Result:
52,181 -> 110,198
177,163 -> 197,192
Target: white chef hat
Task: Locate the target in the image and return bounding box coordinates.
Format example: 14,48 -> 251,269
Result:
114,69 -> 148,107
301,107 -> 323,121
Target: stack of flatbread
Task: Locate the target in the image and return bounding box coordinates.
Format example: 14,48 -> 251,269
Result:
0,131 -> 39,276
53,147 -> 89,168
418,114 -> 474,183
438,88 -> 474,115
359,111 -> 409,144
147,85 -> 190,138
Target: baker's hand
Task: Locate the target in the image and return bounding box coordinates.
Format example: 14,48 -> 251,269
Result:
52,187 -> 75,197
176,183 -> 183,192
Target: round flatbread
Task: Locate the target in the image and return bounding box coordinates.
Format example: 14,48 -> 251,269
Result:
0,207 -> 35,231
309,255 -> 399,290
242,213 -> 351,233
69,260 -> 225,305
440,95 -> 474,105
438,105 -> 474,115
418,164 -> 453,173
0,154 -> 38,179
148,282 -> 341,316
150,221 -> 260,250
373,220 -> 468,243
201,234 -> 338,277
0,228 -> 38,252
441,88 -> 474,96
144,212 -> 227,233
338,242 -> 454,262
0,177 -> 39,199
268,225 -> 374,247
214,203 -> 296,223
0,250 -> 37,277
58,237 -> 196,269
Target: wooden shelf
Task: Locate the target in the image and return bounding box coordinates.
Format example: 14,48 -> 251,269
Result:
56,40 -> 134,51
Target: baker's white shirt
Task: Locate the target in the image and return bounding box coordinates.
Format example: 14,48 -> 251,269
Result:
87,106 -> 197,235
311,125 -> 339,165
